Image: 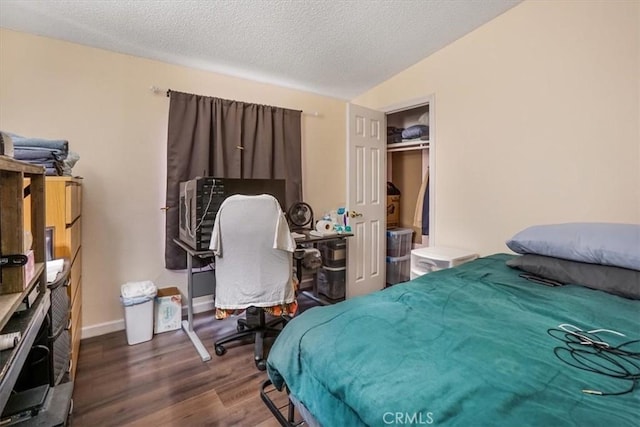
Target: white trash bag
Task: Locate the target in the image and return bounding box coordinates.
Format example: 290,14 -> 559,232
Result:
120,280 -> 157,306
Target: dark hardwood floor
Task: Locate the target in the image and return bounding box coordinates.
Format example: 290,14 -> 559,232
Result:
71,294 -> 319,426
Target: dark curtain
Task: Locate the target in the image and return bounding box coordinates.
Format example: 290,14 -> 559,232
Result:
164,91 -> 302,269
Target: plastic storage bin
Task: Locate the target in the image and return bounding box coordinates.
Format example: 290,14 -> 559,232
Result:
410,268 -> 425,280
319,241 -> 346,268
386,254 -> 411,285
387,228 -> 414,257
317,266 -> 346,299
121,281 -> 157,345
411,246 -> 478,276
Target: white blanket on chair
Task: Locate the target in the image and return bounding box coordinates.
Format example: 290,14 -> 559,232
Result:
209,194 -> 295,309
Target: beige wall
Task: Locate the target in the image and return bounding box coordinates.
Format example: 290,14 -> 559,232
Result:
0,29 -> 346,333
354,0 -> 640,255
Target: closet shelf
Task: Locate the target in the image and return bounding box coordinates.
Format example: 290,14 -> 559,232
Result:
387,139 -> 429,152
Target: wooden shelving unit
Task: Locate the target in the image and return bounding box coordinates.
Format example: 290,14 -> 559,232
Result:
0,156 -> 46,317
0,156 -> 49,411
0,263 -> 44,331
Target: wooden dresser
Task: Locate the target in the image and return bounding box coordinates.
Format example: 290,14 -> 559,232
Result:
44,177 -> 82,380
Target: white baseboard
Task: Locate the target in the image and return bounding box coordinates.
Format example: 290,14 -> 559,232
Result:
187,297 -> 215,316
81,297 -> 215,340
81,319 -> 125,339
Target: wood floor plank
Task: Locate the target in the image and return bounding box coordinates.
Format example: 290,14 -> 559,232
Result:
122,389 -> 224,426
70,295 -> 319,426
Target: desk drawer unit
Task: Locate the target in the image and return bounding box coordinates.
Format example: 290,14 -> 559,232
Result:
410,247 -> 478,279
318,241 -> 346,268
317,266 -> 346,299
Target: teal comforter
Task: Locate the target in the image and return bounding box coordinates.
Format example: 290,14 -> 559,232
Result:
267,254 -> 639,426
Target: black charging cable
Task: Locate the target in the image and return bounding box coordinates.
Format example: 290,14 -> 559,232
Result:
547,327 -> 640,396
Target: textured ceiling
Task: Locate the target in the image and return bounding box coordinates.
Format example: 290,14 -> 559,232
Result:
0,0 -> 522,100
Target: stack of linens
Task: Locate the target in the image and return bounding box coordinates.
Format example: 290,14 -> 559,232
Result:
506,223 -> 640,300
401,124 -> 429,140
4,132 -> 79,176
387,124 -> 430,143
387,126 -> 403,143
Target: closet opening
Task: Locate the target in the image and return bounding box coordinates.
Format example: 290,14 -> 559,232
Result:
384,96 -> 434,251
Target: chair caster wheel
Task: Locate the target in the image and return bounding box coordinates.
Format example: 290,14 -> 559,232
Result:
215,345 -> 226,356
255,359 -> 267,371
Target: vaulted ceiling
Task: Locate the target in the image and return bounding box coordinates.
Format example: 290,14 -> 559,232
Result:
0,0 -> 522,99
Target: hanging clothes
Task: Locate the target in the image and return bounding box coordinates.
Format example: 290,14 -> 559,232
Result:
422,181 -> 430,236
413,169 -> 429,235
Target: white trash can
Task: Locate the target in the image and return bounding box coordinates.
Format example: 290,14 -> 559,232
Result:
121,281 -> 157,345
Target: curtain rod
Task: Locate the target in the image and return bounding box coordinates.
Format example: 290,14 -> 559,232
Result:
153,86 -> 319,116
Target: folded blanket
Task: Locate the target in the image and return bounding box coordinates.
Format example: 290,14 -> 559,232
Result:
402,124 -> 429,140
5,132 -> 77,175
45,167 -> 62,176
14,147 -> 65,161
17,158 -> 63,175
9,133 -> 69,153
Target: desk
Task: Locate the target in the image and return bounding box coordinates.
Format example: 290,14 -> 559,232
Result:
173,238 -> 215,362
292,231 -> 353,305
174,232 -> 353,360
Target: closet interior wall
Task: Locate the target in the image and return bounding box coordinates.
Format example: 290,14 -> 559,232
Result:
386,104 -> 430,246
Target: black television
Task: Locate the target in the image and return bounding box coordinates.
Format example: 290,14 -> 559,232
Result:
178,177 -> 287,250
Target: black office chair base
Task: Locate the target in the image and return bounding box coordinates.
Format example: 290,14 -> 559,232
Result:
214,345 -> 227,356
255,358 -> 267,371
214,308 -> 289,371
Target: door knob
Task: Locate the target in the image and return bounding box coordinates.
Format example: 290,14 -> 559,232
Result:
349,211 -> 363,218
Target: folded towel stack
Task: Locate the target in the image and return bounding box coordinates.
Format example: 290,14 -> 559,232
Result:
4,132 -> 80,176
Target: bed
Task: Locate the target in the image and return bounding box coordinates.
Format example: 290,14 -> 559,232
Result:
263,251 -> 639,426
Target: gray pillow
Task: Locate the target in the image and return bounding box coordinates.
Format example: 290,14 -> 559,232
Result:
507,254 -> 640,300
506,223 -> 640,271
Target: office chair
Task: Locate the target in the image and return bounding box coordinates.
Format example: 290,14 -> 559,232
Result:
209,194 -> 297,370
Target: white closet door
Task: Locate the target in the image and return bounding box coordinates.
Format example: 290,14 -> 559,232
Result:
346,103 -> 386,297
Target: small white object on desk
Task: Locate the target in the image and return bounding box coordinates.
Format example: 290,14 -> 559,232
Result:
291,231 -> 306,239
310,219 -> 339,237
315,219 -> 333,232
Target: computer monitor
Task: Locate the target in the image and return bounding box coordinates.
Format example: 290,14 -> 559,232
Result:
178,177 -> 287,250
223,178 -> 287,211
